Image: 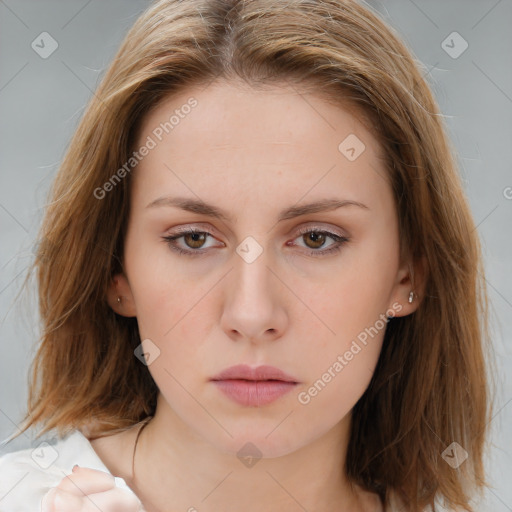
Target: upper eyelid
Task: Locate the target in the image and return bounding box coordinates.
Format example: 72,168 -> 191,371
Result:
166,222 -> 347,237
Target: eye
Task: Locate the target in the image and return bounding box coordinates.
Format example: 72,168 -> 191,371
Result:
162,228 -> 219,257
162,226 -> 349,258
290,227 -> 349,257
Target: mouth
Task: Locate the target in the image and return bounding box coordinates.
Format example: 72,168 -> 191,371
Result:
210,364 -> 299,407
211,364 -> 299,383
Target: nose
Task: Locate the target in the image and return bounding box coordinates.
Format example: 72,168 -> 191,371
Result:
220,248 -> 289,344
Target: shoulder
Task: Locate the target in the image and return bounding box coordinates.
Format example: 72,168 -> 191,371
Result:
0,429 -> 135,511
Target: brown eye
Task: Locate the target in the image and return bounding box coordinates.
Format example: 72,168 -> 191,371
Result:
302,231 -> 327,249
162,228 -> 218,256
183,231 -> 207,249
292,228 -> 349,257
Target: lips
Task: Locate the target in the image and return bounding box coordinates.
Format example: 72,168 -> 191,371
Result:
211,364 -> 299,407
211,364 -> 299,383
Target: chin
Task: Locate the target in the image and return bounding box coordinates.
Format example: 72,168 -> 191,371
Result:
201,419 -> 315,460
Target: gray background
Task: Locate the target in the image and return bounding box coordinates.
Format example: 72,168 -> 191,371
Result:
0,0 -> 511,510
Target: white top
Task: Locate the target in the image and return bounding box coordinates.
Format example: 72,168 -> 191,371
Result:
0,429 -> 138,511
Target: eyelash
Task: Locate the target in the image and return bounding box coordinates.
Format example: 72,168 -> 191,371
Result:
162,226 -> 349,258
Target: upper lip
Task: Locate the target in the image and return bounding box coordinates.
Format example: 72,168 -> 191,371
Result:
211,364 -> 299,383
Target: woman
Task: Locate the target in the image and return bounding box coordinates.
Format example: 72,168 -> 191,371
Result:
0,0 -> 491,511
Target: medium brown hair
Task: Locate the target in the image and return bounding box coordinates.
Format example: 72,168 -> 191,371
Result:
12,1 -> 492,510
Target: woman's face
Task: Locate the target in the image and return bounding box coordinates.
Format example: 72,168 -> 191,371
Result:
110,79 -> 417,457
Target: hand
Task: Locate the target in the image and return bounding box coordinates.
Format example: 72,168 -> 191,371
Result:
41,466 -> 144,512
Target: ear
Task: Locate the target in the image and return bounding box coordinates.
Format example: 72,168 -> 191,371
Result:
106,272 -> 137,317
388,255 -> 427,318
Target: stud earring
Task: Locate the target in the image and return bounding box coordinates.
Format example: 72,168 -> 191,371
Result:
408,291 -> 414,304
117,296 -> 122,304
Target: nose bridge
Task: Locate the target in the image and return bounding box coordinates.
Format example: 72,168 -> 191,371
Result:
231,240 -> 275,309
221,239 -> 287,341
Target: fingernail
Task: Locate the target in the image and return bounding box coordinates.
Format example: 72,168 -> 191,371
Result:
72,464 -> 79,472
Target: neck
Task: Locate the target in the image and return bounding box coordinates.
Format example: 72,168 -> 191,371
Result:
128,395 -> 378,512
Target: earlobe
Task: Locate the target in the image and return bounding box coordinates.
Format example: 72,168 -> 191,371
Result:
389,256 -> 427,317
106,273 -> 137,317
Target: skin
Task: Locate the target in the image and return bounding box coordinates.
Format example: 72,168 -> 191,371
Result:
80,79 -> 422,512
42,466 -> 142,511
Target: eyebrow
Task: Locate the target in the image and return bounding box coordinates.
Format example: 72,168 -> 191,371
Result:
145,196 -> 369,223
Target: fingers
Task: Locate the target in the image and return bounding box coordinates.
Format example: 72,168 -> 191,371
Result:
42,485 -> 143,512
41,487 -> 82,512
55,466 -> 116,496
85,488 -> 143,512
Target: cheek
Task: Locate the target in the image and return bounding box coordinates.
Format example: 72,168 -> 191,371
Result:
132,272 -> 216,381
303,285 -> 387,385
135,284 -> 211,353
296,303 -> 386,422
331,236 -> 398,329
293,239 -> 396,403
296,339 -> 383,431
309,268 -> 396,352
125,243 -> 191,337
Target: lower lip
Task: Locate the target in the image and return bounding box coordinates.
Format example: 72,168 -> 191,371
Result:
212,379 -> 297,406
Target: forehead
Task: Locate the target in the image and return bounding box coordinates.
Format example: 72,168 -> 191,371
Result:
131,80 -> 390,213
138,79 -> 376,149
